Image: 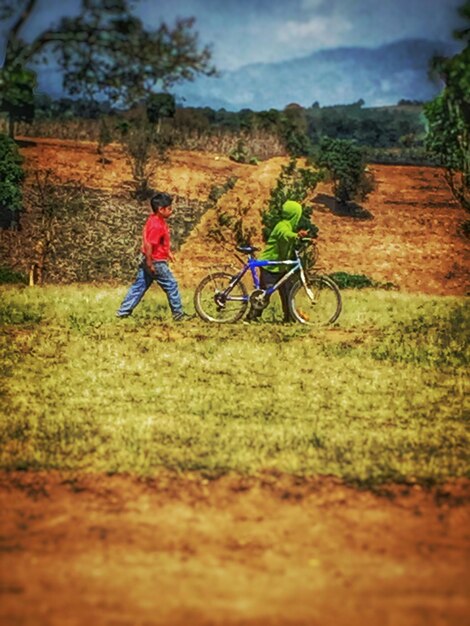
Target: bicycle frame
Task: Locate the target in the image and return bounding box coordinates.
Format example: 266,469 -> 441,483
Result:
220,249 -> 313,303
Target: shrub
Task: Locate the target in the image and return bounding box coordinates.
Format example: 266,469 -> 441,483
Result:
0,133 -> 24,229
229,139 -> 258,164
0,266 -> 27,284
316,137 -> 376,205
328,272 -> 399,290
328,272 -> 376,289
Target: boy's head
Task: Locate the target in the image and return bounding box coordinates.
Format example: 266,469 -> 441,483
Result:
282,200 -> 302,228
151,192 -> 173,217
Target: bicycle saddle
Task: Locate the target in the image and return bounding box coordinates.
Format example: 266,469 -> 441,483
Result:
236,245 -> 260,254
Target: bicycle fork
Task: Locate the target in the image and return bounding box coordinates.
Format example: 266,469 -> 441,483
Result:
299,267 -> 316,302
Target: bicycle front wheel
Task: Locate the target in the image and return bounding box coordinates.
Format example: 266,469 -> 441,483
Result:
194,272 -> 249,323
289,275 -> 342,326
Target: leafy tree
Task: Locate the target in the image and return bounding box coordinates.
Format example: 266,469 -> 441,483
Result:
0,65 -> 35,137
146,93 -> 176,127
280,105 -> 312,157
0,133 -> 24,229
316,137 -> 375,207
116,94 -> 176,198
424,2 -> 469,211
0,0 -> 215,136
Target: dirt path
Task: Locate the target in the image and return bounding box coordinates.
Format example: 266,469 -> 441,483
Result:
1,472 -> 469,626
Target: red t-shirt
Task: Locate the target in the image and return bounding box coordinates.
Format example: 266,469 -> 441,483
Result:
142,214 -> 171,261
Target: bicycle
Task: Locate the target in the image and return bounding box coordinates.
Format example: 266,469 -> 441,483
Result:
193,239 -> 342,326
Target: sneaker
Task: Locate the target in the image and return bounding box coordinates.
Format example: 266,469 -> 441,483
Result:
174,312 -> 195,322
116,312 -> 131,318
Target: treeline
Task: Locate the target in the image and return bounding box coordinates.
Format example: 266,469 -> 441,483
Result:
15,94 -> 431,165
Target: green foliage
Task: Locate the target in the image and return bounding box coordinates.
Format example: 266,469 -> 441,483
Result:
63,8 -> 214,105
25,92 -> 431,164
316,137 -> 376,205
0,133 -> 24,228
0,266 -> 27,284
146,93 -> 176,124
328,272 -> 376,289
208,177 -> 238,203
0,64 -> 35,134
424,46 -> 470,210
280,105 -> 313,157
327,272 -> 399,290
229,139 -> 258,164
262,159 -> 322,241
0,286 -> 468,485
1,0 -> 215,131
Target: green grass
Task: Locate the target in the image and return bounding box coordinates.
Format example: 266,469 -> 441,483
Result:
0,284 -> 468,486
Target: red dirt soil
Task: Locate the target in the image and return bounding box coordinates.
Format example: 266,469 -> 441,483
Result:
1,472 -> 469,626
4,138 -> 469,625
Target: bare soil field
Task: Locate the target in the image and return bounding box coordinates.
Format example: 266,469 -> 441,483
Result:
3,138 -> 469,625
18,137 -> 469,294
1,472 -> 469,626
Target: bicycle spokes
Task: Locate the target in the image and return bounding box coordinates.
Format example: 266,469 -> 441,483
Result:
194,272 -> 249,323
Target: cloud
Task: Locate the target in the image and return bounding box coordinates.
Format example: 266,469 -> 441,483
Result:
277,16 -> 353,51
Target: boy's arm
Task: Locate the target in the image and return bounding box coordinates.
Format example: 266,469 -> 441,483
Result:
277,222 -> 299,242
278,222 -> 309,240
142,224 -> 155,273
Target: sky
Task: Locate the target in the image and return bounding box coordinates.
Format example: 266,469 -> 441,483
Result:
139,0 -> 466,70
1,0 -> 466,71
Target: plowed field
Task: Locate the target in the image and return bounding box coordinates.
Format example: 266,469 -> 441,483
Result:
18,137 -> 469,294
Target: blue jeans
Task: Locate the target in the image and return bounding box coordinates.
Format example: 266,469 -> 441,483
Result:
117,259 -> 184,319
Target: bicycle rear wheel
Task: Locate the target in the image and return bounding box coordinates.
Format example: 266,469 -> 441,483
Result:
194,272 -> 249,323
289,275 -> 342,326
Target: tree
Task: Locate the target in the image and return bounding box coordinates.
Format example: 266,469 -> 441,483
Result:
0,65 -> 35,137
316,137 -> 375,209
424,2 -> 469,211
0,133 -> 24,229
117,94 -> 176,198
0,0 -> 216,136
280,105 -> 312,157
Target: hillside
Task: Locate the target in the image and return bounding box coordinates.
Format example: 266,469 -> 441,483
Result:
172,38 -> 459,110
17,137 -> 469,295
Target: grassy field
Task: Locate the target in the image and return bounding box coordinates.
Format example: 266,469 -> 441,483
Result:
0,284 -> 468,486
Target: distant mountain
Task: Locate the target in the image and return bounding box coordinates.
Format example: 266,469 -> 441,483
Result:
173,38 -> 459,111
35,38 -> 459,112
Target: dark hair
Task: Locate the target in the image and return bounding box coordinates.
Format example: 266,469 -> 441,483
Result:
150,192 -> 173,212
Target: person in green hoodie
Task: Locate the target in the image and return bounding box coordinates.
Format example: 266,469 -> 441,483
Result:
247,199 -> 309,322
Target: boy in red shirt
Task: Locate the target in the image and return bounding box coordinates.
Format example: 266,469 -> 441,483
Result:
117,192 -> 191,321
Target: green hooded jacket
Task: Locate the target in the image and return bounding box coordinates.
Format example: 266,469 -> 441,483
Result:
259,200 -> 302,272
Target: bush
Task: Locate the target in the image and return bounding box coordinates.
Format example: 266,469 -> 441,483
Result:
328,271 -> 399,290
0,133 -> 24,229
316,137 -> 375,205
229,139 -> 258,164
0,266 -> 27,284
328,272 -> 376,289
